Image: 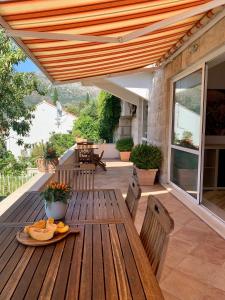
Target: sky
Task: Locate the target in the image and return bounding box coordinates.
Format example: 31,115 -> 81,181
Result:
15,58 -> 40,73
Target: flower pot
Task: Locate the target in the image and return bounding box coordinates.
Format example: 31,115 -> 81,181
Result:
135,166 -> 158,186
119,151 -> 131,162
45,201 -> 67,220
36,158 -> 48,172
47,158 -> 59,173
36,158 -> 59,173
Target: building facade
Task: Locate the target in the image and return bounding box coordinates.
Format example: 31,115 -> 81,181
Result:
7,101 -> 76,157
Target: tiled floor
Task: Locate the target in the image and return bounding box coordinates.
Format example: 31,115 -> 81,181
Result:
95,160 -> 225,300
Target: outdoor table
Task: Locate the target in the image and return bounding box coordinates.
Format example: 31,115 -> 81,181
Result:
74,144 -> 99,164
0,190 -> 163,300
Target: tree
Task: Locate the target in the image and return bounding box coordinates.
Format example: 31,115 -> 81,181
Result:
52,87 -> 59,105
0,149 -> 28,175
73,115 -> 99,141
0,30 -> 43,147
49,133 -> 75,156
72,100 -> 99,141
98,91 -> 121,142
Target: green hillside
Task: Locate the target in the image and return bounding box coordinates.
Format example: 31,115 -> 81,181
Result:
24,73 -> 100,107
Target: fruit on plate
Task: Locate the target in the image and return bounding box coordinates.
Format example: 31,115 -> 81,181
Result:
23,218 -> 70,241
46,219 -> 57,232
56,222 -> 69,234
28,227 -> 55,241
24,220 -> 46,233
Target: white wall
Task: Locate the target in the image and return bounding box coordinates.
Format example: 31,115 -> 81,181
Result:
7,101 -> 76,157
108,71 -> 153,100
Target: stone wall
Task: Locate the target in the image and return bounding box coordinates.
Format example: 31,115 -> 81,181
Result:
148,17 -> 225,183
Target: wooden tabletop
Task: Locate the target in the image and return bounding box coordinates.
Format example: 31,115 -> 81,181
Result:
0,190 -> 163,300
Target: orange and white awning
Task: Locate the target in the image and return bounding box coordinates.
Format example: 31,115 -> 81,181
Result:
0,0 -> 224,83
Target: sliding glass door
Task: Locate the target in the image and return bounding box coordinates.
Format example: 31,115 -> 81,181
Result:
170,68 -> 205,203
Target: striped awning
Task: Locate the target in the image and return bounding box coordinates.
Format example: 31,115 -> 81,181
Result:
0,0 -> 224,83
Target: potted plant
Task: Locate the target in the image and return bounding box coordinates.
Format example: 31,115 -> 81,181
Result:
35,142 -> 59,172
42,182 -> 71,220
130,144 -> 162,185
116,137 -> 134,161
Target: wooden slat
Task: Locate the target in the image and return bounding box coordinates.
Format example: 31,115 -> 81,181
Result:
101,224 -> 118,300
24,245 -> 55,299
51,235 -> 75,299
117,223 -> 146,300
11,247 -> 45,300
93,224 -> 105,300
65,225 -> 84,300
0,247 -> 35,300
38,240 -> 66,300
0,244 -> 26,293
0,192 -> 39,223
109,224 -> 132,300
79,224 -> 93,300
0,192 -> 37,223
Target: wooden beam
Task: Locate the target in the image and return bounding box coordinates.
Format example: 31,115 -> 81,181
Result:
6,29 -> 120,44
122,0 -> 225,42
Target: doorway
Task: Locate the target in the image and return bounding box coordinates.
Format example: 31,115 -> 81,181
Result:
202,57 -> 225,221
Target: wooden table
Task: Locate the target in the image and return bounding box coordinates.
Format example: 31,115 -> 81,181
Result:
0,190 -> 163,300
75,144 -> 99,164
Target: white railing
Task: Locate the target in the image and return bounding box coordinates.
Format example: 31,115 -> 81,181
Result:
0,173 -> 35,199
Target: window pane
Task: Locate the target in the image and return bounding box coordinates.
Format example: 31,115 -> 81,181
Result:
170,148 -> 198,198
172,70 -> 202,150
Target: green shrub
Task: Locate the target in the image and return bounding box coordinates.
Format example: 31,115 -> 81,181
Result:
30,142 -> 57,163
116,138 -> 134,152
49,133 -> 74,156
98,91 -> 121,143
130,144 -> 162,169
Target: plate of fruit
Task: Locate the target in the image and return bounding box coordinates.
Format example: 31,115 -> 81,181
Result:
16,218 -> 79,246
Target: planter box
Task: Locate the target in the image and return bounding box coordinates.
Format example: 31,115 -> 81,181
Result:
135,166 -> 158,186
36,158 -> 59,173
119,151 -> 131,162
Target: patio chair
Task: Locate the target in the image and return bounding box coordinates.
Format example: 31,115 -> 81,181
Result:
125,173 -> 141,220
55,164 -> 96,190
76,163 -> 95,190
140,195 -> 174,280
93,150 -> 106,171
78,147 -> 94,164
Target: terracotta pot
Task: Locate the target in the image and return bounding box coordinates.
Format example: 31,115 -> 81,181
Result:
47,158 -> 59,173
119,151 -> 131,161
36,158 -> 59,173
36,158 -> 48,172
135,166 -> 158,186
